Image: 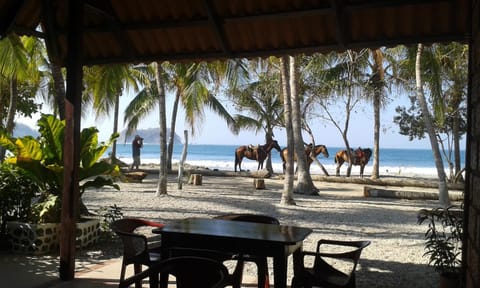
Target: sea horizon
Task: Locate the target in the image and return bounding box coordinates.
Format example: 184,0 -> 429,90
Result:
107,144 -> 466,178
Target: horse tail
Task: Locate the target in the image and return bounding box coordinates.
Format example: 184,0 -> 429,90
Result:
280,148 -> 286,162
234,151 -> 239,170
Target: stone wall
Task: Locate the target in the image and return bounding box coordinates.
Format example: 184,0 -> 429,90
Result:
6,218 -> 100,255
7,222 -> 60,255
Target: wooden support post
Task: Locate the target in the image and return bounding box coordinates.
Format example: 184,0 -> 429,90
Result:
254,178 -> 265,189
60,0 -> 83,281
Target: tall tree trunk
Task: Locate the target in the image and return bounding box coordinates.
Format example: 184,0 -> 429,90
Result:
371,48 -> 384,179
453,111 -> 462,181
344,91 -> 353,177
50,63 -> 66,119
1,77 -> 18,161
167,90 -> 180,172
290,56 -> 317,195
372,93 -> 380,179
155,62 -> 168,196
342,133 -> 353,177
6,77 -> 17,134
280,56 -> 295,205
264,128 -> 275,174
110,91 -> 120,162
451,88 -> 463,181
415,44 -> 449,206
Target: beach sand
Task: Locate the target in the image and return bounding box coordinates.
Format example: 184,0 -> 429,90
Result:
80,168 -> 462,287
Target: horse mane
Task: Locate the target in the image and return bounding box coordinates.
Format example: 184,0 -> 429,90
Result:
361,148 -> 372,160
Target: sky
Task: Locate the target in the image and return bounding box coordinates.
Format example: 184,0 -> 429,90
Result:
18,90 -> 462,150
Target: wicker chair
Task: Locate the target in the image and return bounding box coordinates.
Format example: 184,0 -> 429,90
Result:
291,239 -> 371,288
111,218 -> 165,288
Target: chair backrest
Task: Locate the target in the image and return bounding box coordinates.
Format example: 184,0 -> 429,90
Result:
316,240 -> 370,259
119,256 -> 230,288
214,213 -> 280,225
315,239 -> 371,276
111,218 -> 164,234
110,218 -> 164,264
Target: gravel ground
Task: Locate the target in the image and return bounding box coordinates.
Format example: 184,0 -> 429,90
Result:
79,172 -> 455,288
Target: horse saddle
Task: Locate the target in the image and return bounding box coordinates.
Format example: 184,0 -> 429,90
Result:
352,149 -> 364,164
248,144 -> 258,152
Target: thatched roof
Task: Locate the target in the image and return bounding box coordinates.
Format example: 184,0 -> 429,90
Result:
0,0 -> 471,66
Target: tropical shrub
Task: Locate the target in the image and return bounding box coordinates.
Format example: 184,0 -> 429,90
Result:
0,163 -> 41,233
0,114 -> 120,223
417,206 -> 463,275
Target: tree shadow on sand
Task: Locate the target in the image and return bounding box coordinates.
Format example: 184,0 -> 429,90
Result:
358,258 -> 438,288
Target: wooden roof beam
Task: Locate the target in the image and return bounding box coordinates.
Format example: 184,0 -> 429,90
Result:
345,0 -> 452,11
42,0 -> 62,65
203,0 -> 231,56
330,0 -> 348,48
0,0 -> 28,39
81,31 -> 466,66
83,1 -> 136,62
224,7 -> 332,23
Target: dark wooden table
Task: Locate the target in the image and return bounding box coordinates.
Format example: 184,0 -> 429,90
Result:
152,218 -> 312,288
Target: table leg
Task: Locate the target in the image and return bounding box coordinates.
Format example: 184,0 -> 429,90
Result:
273,253 -> 288,288
292,245 -> 303,279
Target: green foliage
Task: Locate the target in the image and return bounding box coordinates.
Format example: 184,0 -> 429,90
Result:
95,204 -> 123,241
31,194 -> 60,224
0,163 -> 41,233
417,206 -> 463,274
394,96 -> 467,141
0,114 -> 120,223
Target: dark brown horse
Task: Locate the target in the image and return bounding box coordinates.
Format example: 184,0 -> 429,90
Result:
234,140 -> 281,172
280,144 -> 329,173
334,147 -> 372,177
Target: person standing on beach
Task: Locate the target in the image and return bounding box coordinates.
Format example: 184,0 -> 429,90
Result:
131,135 -> 143,170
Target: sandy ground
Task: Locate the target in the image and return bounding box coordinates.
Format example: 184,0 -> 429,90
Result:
80,170 -> 460,288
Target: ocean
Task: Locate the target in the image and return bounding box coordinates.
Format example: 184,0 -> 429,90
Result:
107,144 -> 466,178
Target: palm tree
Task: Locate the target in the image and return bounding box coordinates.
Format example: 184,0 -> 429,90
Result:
290,56 -> 317,195
368,48 -> 387,179
415,44 -> 449,206
279,56 -> 295,205
123,61 -> 239,194
165,62 -> 237,171
0,35 -> 41,160
155,62 -> 168,195
83,64 -> 146,162
305,50 -> 370,176
227,58 -> 284,173
124,62 -> 237,172
436,43 -> 468,181
24,36 -> 67,120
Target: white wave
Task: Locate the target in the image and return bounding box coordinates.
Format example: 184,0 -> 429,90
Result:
120,156 -> 444,178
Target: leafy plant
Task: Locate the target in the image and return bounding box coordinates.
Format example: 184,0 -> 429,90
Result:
97,204 -> 123,232
96,204 -> 123,241
0,163 -> 41,233
417,206 -> 463,274
0,114 -> 121,223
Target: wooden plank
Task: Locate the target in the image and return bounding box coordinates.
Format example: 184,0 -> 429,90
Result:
363,186 -> 464,201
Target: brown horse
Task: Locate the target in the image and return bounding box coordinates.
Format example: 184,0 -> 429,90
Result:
280,144 -> 329,173
334,147 -> 372,177
234,140 -> 281,172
